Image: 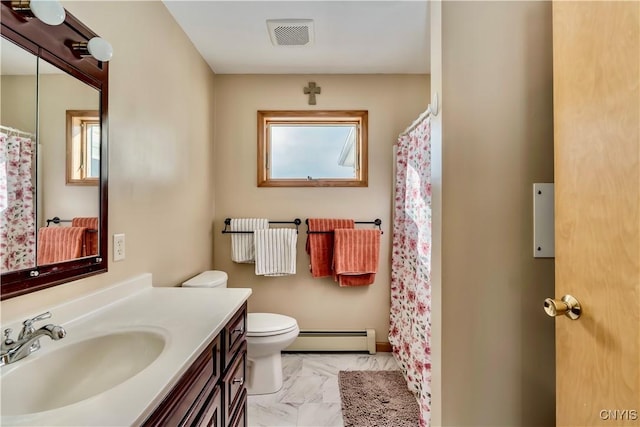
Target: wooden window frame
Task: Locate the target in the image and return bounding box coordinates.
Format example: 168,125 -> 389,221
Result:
66,109 -> 99,186
257,110 -> 368,187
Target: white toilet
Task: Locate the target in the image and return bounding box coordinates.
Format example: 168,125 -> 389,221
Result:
182,271 -> 299,395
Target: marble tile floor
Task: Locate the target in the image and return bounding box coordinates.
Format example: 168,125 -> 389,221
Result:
247,352 -> 400,427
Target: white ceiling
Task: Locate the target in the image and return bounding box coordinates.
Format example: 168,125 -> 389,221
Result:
162,1 -> 430,75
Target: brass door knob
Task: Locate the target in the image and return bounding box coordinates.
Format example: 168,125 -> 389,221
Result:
544,295 -> 581,320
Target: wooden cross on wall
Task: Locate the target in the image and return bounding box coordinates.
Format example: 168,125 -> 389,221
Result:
304,82 -> 321,105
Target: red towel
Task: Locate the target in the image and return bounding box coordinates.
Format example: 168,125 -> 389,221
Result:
37,227 -> 87,265
332,229 -> 381,287
305,218 -> 355,277
71,217 -> 99,256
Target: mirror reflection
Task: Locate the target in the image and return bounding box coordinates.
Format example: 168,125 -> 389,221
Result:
66,109 -> 100,185
0,37 -> 101,273
0,37 -> 38,272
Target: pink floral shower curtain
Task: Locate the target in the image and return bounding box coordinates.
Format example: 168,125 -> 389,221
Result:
390,117 -> 432,426
0,133 -> 36,272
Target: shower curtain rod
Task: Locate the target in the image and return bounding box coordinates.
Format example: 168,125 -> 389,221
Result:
398,108 -> 431,138
398,93 -> 439,138
0,125 -> 35,138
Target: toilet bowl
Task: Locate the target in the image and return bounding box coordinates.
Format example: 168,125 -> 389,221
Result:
182,271 -> 299,395
246,313 -> 299,395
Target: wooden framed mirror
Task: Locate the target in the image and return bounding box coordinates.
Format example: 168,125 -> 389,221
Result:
1,3 -> 109,299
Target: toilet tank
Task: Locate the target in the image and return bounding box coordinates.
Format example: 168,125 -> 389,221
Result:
182,271 -> 228,288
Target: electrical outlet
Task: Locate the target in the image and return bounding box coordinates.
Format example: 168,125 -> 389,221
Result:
113,233 -> 125,261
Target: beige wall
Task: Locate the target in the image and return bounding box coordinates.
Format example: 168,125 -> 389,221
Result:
2,1 -> 216,320
213,74 -> 429,341
1,75 -> 37,134
437,2 -> 555,426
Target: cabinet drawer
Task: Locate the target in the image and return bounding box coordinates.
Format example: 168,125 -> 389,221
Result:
223,342 -> 247,423
223,303 -> 247,371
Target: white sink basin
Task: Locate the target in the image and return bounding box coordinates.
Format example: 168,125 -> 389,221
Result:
1,330 -> 166,416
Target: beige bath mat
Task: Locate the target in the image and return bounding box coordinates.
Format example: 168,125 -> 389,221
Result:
338,370 -> 419,427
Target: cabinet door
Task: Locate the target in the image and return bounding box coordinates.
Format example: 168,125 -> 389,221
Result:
142,339 -> 216,427
227,392 -> 247,427
195,385 -> 222,427
182,376 -> 221,427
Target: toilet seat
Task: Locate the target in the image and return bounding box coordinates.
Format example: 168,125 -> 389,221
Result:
247,313 -> 298,337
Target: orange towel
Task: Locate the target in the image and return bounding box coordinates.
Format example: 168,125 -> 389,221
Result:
305,218 -> 355,277
332,229 -> 381,287
71,217 -> 99,256
37,227 -> 87,265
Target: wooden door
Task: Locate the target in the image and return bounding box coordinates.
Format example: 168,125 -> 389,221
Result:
552,2 -> 639,426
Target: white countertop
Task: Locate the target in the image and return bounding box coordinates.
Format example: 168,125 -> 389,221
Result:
0,274 -> 252,426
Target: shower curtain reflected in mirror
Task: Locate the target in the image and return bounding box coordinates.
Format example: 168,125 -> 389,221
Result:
390,116 -> 432,427
0,132 -> 36,272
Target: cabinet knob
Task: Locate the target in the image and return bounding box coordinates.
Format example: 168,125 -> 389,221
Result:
232,327 -> 244,335
232,377 -> 244,386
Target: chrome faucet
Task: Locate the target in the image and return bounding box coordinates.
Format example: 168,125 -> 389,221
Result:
1,312 -> 66,367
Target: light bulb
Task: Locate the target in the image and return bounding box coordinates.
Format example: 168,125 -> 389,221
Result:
87,37 -> 113,62
29,0 -> 65,26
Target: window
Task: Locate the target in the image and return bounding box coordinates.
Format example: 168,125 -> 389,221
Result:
66,110 -> 100,185
258,110 -> 368,187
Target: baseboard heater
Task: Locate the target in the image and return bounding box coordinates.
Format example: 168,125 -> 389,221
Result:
285,329 -> 376,354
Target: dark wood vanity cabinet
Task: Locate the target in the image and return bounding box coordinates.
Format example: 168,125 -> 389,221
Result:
143,303 -> 247,427
221,306 -> 248,427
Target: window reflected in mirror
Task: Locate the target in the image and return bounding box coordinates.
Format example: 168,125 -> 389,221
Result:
66,110 -> 100,185
258,110 -> 368,187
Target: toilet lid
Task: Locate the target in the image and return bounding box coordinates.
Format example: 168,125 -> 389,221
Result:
247,313 -> 298,337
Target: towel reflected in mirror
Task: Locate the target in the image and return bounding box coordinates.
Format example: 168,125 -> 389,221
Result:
37,226 -> 87,265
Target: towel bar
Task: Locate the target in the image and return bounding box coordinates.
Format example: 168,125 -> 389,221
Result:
305,218 -> 383,234
45,217 -> 98,233
46,217 -> 71,227
222,218 -> 302,234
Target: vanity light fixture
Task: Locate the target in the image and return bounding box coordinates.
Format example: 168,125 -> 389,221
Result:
10,0 -> 66,25
71,37 -> 113,62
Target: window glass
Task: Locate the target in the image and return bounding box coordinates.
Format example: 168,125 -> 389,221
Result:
66,110 -> 99,185
258,111 -> 367,187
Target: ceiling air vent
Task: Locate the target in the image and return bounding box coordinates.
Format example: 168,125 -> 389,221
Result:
267,19 -> 314,47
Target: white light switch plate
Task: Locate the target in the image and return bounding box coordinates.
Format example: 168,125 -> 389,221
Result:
113,234 -> 125,261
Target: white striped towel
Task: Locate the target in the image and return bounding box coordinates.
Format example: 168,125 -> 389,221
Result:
254,229 -> 298,276
231,218 -> 269,263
